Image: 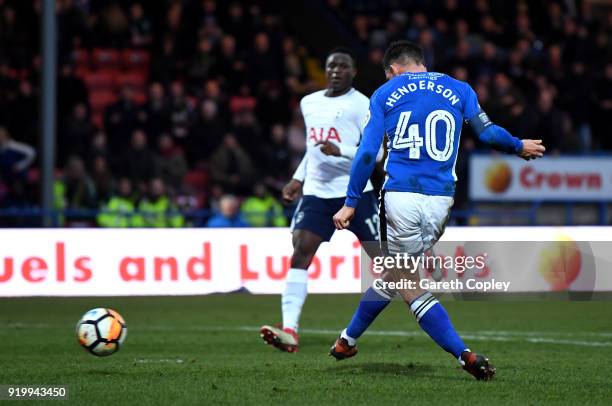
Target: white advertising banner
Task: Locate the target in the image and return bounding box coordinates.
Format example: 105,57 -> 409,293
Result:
469,155 -> 612,201
0,227 -> 611,296
0,228 -> 362,297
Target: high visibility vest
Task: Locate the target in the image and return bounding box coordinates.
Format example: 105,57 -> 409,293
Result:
133,197 -> 184,228
97,197 -> 136,228
241,196 -> 287,227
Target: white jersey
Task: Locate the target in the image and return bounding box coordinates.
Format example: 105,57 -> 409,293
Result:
293,88 -> 379,199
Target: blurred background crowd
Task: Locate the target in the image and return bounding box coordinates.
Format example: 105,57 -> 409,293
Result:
0,0 -> 610,227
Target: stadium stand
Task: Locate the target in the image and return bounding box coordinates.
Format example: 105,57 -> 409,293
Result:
0,0 -> 611,226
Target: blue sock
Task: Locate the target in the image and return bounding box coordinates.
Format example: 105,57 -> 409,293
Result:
343,288 -> 391,344
409,292 -> 468,359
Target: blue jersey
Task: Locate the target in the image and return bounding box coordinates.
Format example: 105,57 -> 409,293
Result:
344,71 -> 522,208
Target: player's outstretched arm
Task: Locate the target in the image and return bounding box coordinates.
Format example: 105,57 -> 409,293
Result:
464,83 -> 545,160
344,101 -> 385,208
474,120 -> 545,160
335,93 -> 385,230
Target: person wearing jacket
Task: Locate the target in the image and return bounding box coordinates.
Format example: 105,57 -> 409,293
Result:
132,177 -> 184,227
97,177 -> 137,227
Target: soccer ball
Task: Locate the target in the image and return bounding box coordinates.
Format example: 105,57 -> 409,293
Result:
76,308 -> 127,356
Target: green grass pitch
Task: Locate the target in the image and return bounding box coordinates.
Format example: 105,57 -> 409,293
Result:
1,295 -> 611,405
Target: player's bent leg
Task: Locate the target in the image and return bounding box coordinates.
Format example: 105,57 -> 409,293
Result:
282,229 -> 324,332
330,192 -> 391,359
329,287 -> 394,361
289,229 -> 323,270
261,229 -> 324,353
400,273 -> 496,380
395,269 -> 496,379
384,192 -> 496,379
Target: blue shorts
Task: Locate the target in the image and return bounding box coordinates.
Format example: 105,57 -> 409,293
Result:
290,191 -> 380,242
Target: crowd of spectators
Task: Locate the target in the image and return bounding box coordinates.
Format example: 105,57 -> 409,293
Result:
0,0 -> 319,226
333,0 -> 612,153
0,0 -> 610,227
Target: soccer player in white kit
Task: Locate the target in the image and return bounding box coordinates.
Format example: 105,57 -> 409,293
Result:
260,50 -> 383,353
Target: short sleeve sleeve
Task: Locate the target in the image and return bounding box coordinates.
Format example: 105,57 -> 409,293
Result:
358,96 -> 371,134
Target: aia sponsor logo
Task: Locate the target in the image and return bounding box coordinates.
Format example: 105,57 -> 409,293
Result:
308,127 -> 341,143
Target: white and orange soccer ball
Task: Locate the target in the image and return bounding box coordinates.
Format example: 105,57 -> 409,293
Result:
76,308 -> 127,356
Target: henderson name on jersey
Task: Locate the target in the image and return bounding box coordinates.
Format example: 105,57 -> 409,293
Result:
344,71 -> 524,207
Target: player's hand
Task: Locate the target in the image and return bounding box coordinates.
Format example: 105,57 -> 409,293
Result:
519,139 -> 546,161
333,205 -> 355,230
315,140 -> 341,157
282,179 -> 302,203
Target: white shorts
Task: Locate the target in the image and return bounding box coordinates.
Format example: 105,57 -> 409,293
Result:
380,191 -> 454,256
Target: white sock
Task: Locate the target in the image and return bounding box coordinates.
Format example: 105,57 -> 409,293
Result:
458,349 -> 471,364
341,328 -> 357,346
282,268 -> 308,331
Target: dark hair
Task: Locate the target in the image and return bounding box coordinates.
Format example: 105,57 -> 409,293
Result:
382,40 -> 424,70
328,47 -> 356,66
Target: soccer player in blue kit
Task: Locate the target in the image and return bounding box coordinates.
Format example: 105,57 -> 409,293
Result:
330,41 -> 545,380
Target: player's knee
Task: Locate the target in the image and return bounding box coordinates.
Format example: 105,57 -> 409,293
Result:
291,234 -> 319,269
291,242 -> 317,268
290,249 -> 314,269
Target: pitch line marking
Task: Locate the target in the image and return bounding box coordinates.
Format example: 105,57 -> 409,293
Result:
138,325 -> 612,348
228,326 -> 612,348
2,322 -> 611,347
134,358 -> 184,364
7,323 -> 601,338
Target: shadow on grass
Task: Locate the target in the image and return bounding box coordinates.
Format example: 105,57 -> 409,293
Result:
61,367 -> 131,378
326,362 -> 435,377
84,369 -> 129,376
